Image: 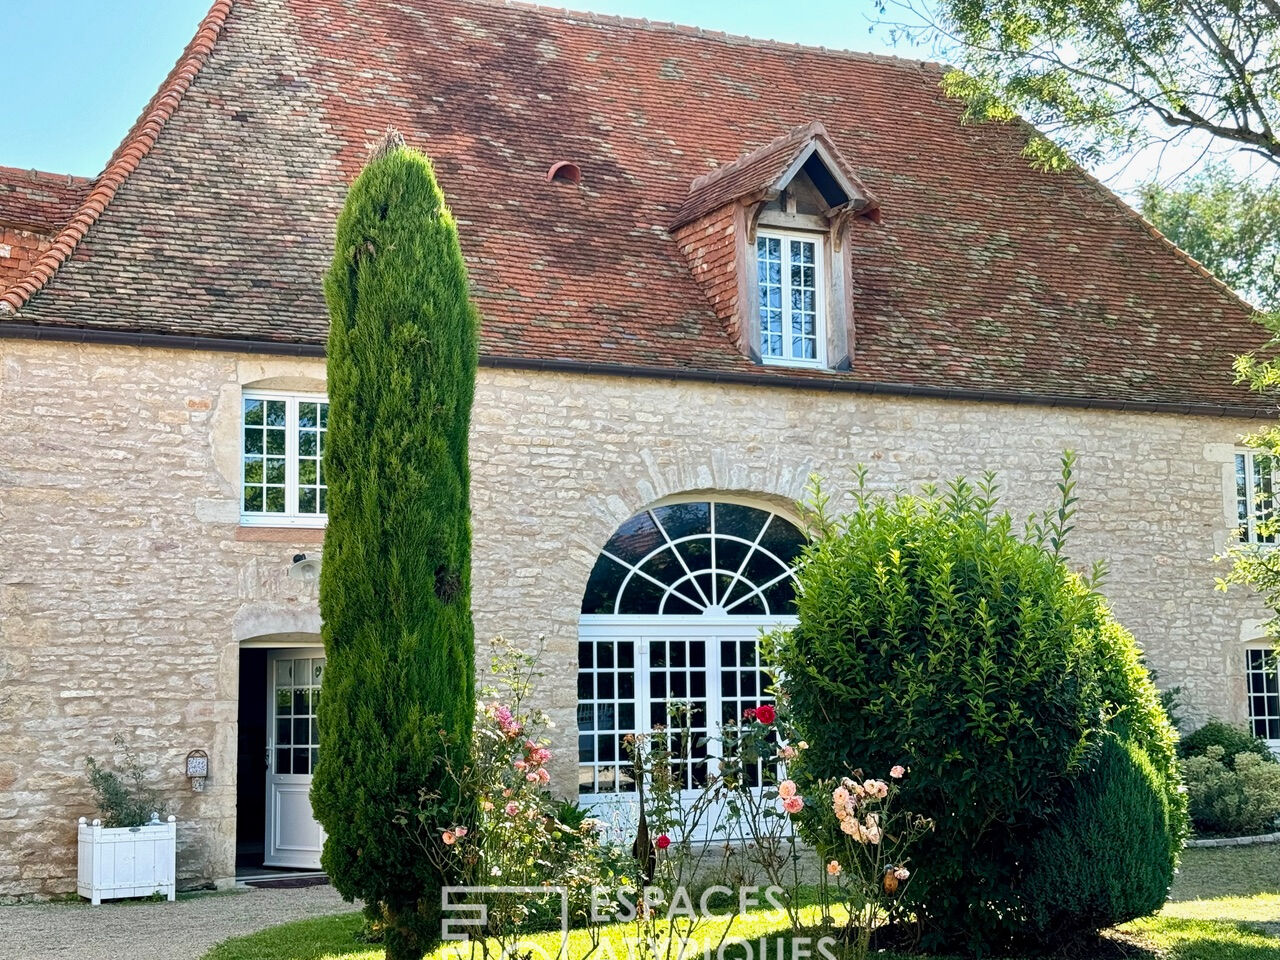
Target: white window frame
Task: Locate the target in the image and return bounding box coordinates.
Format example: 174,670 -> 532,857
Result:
755,228 -> 826,369
1245,646 -> 1280,753
576,616 -> 795,842
240,389 -> 329,528
1235,450 -> 1277,545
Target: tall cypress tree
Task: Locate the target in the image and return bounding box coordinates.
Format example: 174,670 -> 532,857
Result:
313,130 -> 478,960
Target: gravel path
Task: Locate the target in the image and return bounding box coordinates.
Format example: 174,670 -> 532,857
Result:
0,884 -> 354,960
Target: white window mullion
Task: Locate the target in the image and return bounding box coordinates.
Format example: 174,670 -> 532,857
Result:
706,630 -> 724,771
778,239 -> 788,363
1250,455 -> 1259,544
285,397 -> 299,517
637,637 -> 651,795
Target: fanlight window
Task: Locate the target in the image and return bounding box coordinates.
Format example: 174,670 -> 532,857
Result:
580,501 -> 805,616
578,501 -> 805,798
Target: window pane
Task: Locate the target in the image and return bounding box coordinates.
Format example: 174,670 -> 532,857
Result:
243,486 -> 263,511
244,399 -> 263,425
265,486 -> 286,513
653,501 -> 710,541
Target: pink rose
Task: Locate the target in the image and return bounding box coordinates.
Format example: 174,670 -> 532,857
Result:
826,859 -> 842,876
505,801 -> 520,816
442,831 -> 456,846
890,765 -> 905,779
778,779 -> 798,799
894,867 -> 910,880
782,795 -> 804,814
537,768 -> 550,784
525,771 -> 539,782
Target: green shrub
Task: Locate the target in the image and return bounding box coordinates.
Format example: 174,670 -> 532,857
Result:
1091,616 -> 1189,857
771,464 -> 1183,952
1184,745 -> 1280,836
84,736 -> 166,828
312,131 -> 479,960
1180,719 -> 1275,766
1021,735 -> 1175,935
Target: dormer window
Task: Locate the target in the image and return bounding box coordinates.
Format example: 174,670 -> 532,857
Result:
669,120 -> 880,372
756,230 -> 823,366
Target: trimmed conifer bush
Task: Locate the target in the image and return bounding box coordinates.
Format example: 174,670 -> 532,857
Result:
772,463 -> 1184,952
1021,735 -> 1175,936
312,131 -> 478,960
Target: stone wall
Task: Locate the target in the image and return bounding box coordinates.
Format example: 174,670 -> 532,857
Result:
0,337 -> 1266,896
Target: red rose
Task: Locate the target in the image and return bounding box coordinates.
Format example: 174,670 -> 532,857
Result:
655,834 -> 671,850
755,704 -> 777,724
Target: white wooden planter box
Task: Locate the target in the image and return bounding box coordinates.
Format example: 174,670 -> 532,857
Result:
77,815 -> 176,905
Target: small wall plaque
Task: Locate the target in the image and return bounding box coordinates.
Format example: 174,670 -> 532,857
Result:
186,749 -> 209,792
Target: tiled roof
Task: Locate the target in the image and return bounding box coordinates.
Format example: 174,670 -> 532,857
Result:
0,0 -> 233,314
0,167 -> 90,296
0,167 -> 90,232
1,0 -> 1266,411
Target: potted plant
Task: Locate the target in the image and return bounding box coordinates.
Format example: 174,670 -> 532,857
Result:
77,736 -> 176,905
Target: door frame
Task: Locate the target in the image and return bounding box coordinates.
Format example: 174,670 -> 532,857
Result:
263,646 -> 326,869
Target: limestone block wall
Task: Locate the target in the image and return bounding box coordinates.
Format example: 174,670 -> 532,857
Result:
0,337 -> 1266,896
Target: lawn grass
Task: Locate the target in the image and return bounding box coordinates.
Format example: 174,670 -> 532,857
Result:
204,844 -> 1280,960
1171,845 -> 1280,902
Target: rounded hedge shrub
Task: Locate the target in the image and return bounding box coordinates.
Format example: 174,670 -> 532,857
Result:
1184,745 -> 1280,836
1180,719 -> 1275,766
772,470 -> 1185,952
1021,735 -> 1175,936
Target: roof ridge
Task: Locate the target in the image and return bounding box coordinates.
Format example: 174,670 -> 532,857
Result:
0,0 -> 234,316
0,165 -> 92,187
478,0 -> 948,73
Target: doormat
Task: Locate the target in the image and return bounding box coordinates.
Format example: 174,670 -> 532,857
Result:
243,875 -> 330,889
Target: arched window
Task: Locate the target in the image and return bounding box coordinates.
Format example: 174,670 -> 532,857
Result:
580,500 -> 805,616
577,501 -> 805,798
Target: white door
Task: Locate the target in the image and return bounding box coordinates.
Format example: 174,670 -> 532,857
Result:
265,649 -> 326,869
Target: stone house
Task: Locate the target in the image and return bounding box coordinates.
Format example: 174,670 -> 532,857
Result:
0,0 -> 1275,896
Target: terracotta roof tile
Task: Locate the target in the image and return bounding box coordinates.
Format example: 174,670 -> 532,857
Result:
0,0 -> 232,314
0,167 -> 90,233
2,0 -> 1267,411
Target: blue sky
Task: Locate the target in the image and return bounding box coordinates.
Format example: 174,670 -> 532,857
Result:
2,1 -> 921,177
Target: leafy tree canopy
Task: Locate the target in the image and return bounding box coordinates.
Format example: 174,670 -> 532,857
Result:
885,1 -> 1280,171
1139,163 -> 1280,311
